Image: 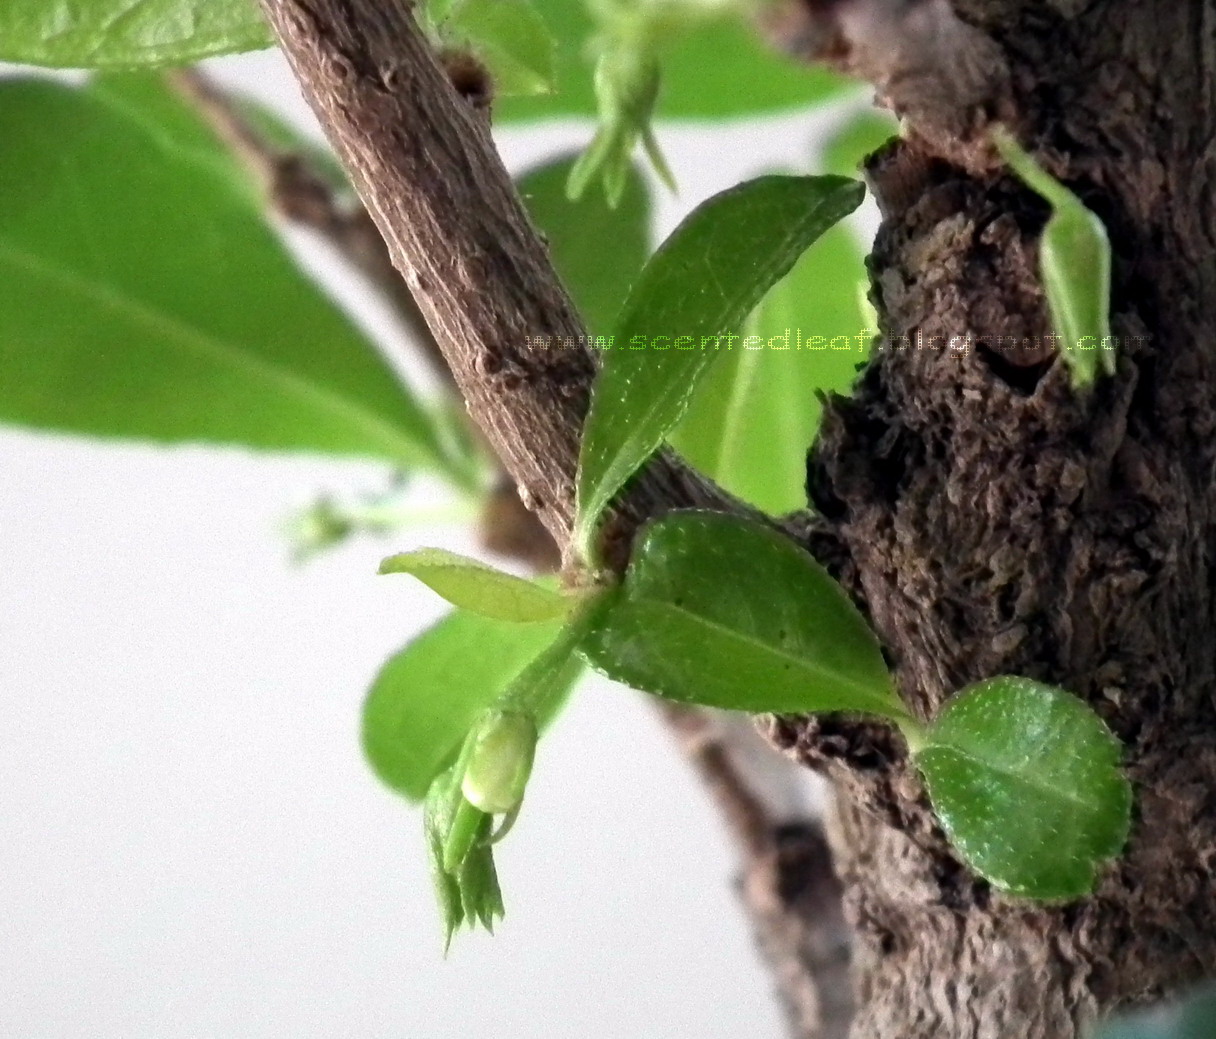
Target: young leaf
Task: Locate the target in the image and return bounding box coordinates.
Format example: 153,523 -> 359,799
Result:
379,548 -> 572,622
670,222 -> 872,515
580,512 -> 903,719
994,129 -> 1115,388
0,0 -> 271,68
518,154 -> 650,336
362,611 -> 575,801
444,0 -> 556,97
575,175 -> 865,558
495,0 -> 848,123
914,676 -> 1132,900
0,77 -> 471,483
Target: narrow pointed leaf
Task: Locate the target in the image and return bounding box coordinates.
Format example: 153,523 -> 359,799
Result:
575,175 -> 864,556
671,222 -> 871,514
0,77 -> 468,480
914,676 -> 1132,899
0,0 -> 271,68
379,548 -> 571,622
363,611 -> 576,801
518,154 -> 649,336
580,512 -> 901,718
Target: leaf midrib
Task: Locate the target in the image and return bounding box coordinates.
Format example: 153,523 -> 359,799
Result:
637,595 -> 898,716
918,740 -> 1111,814
583,184 -> 861,522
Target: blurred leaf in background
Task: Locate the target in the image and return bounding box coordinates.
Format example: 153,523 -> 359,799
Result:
0,0 -> 271,68
518,153 -> 651,335
0,76 -> 475,486
363,609 -> 578,801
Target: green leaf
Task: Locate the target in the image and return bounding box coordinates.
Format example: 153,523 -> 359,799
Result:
0,0 -> 271,68
362,610 -> 576,801
823,109 -> 899,178
0,77 -> 470,481
914,676 -> 1132,900
379,548 -> 572,622
671,222 -> 871,514
445,0 -> 556,97
994,129 -> 1115,388
580,511 -> 902,718
496,1 -> 848,123
1099,985 -> 1216,1039
518,154 -> 650,336
575,174 -> 864,557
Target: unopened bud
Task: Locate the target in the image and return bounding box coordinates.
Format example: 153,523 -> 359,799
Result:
461,710 -> 538,815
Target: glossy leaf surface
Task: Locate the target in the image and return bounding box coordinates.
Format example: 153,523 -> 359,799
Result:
671,222 -> 871,514
580,512 -> 900,717
575,175 -> 864,556
915,676 -> 1132,899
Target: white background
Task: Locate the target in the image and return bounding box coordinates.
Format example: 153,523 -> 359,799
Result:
0,48 -> 859,1039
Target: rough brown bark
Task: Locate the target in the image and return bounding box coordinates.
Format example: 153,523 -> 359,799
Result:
766,0 -> 1216,1035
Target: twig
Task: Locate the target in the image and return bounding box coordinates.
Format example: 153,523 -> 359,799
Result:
172,67 -> 559,569
255,0 -> 737,571
170,68 -> 447,379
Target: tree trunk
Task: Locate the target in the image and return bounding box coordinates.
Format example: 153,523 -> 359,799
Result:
768,1 -> 1216,1035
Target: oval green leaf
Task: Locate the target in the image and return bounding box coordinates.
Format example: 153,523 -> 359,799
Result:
575,174 -> 865,557
0,77 -> 468,480
0,0 -> 271,68
518,154 -> 650,336
579,511 -> 901,717
363,610 -> 577,801
914,676 -> 1132,900
379,548 -> 571,622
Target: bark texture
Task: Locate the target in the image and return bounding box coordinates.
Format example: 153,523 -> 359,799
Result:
767,0 -> 1216,1035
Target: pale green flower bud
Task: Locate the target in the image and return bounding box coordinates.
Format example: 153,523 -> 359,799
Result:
460,710 -> 538,815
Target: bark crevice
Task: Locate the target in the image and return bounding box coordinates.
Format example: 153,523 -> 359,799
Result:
780,2 -> 1216,1034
